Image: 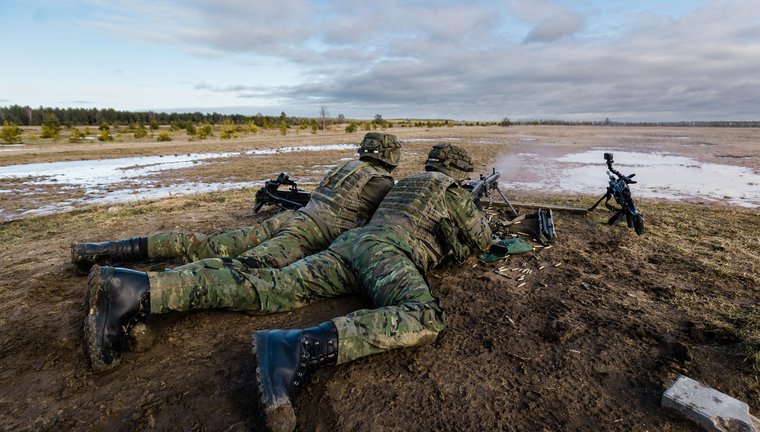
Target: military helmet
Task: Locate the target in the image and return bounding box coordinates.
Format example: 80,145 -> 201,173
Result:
425,143 -> 474,182
358,132 -> 402,169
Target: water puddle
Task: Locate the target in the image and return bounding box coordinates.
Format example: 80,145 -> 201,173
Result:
0,146 -> 39,152
401,137 -> 463,143
0,143 -> 354,219
495,149 -> 760,208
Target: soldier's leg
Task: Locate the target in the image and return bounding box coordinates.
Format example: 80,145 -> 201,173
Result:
146,209 -> 295,263
252,237 -> 445,432
149,229 -> 360,314
332,238 -> 446,364
236,212 -> 329,269
71,210 -> 295,275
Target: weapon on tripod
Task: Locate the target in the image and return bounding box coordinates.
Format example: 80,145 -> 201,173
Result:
253,173 -> 311,213
465,168 -> 520,217
588,152 -> 644,235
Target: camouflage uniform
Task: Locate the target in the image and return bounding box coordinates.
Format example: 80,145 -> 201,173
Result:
237,159 -> 394,268
144,159 -> 393,268
146,171 -> 491,364
145,209 -> 295,263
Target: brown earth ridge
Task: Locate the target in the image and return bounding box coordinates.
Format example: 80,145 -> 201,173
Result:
1,126 -> 759,431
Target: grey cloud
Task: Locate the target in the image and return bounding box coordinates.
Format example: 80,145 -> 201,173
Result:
524,11 -> 583,43
72,0 -> 760,121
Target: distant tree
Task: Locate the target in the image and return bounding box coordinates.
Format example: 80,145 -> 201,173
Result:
337,113 -> 345,124
149,120 -> 159,131
99,121 -> 110,131
40,114 -> 61,139
311,123 -> 318,134
345,121 -> 357,134
319,105 -> 329,133
374,114 -> 384,126
361,122 -> 372,131
133,124 -> 148,139
98,129 -> 114,142
280,111 -> 287,123
186,123 -> 197,136
220,120 -> 236,140
0,120 -> 23,143
279,121 -> 288,135
499,117 -> 512,127
197,123 -> 214,139
156,131 -> 172,142
68,127 -> 85,143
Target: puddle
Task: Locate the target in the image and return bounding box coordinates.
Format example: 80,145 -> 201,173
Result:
401,138 -> 463,143
0,147 -> 39,152
520,138 -> 537,141
495,149 -> 760,208
0,143 -> 355,219
717,155 -> 756,159
0,144 -> 355,187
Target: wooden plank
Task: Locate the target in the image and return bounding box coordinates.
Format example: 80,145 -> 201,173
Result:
489,201 -> 588,215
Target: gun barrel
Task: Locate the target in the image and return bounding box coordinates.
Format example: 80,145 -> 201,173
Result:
484,170 -> 500,185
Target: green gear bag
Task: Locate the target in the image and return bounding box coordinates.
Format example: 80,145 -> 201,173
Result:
478,238 -> 533,262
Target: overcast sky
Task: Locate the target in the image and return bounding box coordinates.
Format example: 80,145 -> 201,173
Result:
1,0 -> 758,121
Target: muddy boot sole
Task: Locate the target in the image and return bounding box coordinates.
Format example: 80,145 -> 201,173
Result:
252,330 -> 296,432
72,244 -> 96,276
83,265 -> 121,373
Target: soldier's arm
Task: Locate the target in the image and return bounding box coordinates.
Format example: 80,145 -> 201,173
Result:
445,187 -> 492,254
357,176 -> 394,221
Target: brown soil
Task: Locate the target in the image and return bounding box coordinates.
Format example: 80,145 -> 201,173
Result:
1,126 -> 759,431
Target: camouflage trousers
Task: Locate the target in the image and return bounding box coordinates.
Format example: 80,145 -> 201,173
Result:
147,226 -> 446,364
147,210 -> 328,269
146,210 -> 295,263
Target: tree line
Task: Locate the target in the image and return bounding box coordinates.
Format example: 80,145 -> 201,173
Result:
0,105 -> 334,128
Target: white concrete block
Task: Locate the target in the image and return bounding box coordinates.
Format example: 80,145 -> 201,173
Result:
662,375 -> 759,432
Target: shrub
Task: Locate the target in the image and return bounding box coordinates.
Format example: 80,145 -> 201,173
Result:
311,123 -> 318,134
68,127 -> 86,143
197,123 -> 214,139
220,120 -> 235,140
279,122 -> 288,135
133,125 -> 148,139
156,131 -> 172,142
186,123 -> 197,136
345,122 -> 357,133
98,129 -> 114,142
0,120 -> 23,143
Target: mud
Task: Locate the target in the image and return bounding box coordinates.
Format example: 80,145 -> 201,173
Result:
1,126 -> 759,431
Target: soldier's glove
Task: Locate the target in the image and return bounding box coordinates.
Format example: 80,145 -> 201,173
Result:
438,218 -> 468,264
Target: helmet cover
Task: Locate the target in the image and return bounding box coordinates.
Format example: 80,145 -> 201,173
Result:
424,143 -> 474,182
358,132 -> 402,168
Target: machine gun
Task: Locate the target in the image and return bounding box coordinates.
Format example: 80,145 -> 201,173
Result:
465,168 -> 520,217
588,152 -> 644,235
253,173 -> 311,213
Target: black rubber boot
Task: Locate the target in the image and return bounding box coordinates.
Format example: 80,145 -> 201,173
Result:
252,322 -> 338,432
84,265 -> 150,373
71,237 -> 147,276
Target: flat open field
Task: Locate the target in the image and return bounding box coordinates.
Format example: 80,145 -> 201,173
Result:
1,125 -> 759,431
